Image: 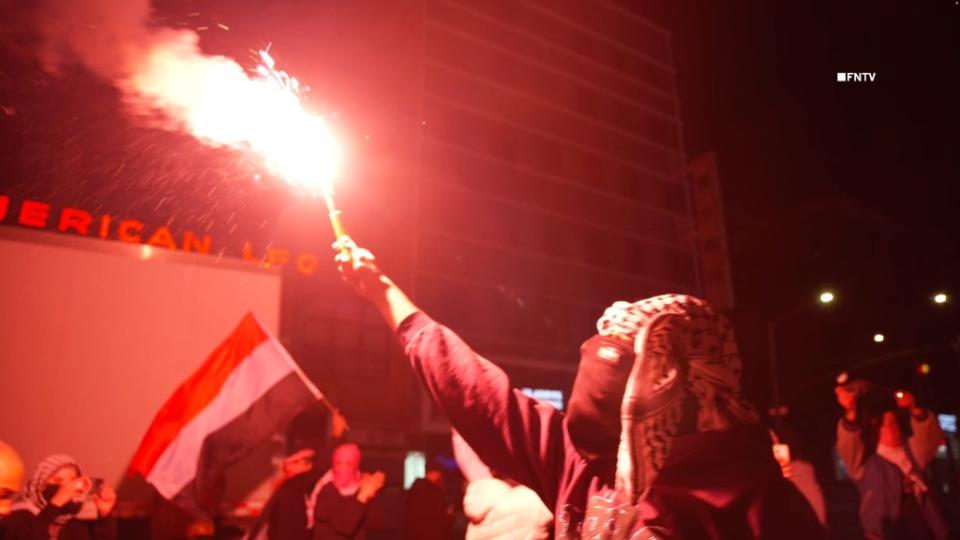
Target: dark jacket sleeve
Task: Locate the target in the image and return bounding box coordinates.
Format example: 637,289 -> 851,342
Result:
3,509 -> 42,540
312,484 -> 367,538
397,312 -> 567,507
88,515 -> 118,540
266,475 -> 312,540
836,417 -> 867,482
6,506 -> 59,540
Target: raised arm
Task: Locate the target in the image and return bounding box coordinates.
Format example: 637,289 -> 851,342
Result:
834,384 -> 867,481
897,391 -> 945,470
334,239 -> 566,506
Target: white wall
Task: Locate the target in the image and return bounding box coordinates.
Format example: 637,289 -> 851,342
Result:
0,229 -> 282,496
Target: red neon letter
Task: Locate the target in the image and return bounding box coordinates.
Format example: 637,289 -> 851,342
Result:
0,196 -> 8,221
99,215 -> 111,238
118,219 -> 144,243
146,226 -> 177,250
265,248 -> 290,268
241,241 -> 258,262
58,207 -> 93,235
183,231 -> 212,254
19,200 -> 50,228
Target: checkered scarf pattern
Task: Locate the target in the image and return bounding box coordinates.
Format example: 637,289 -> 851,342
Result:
598,294 -> 759,502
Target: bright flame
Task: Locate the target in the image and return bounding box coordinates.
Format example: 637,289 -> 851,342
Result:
126,32 -> 342,197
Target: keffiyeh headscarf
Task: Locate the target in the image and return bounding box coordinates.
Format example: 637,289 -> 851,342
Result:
11,454 -> 81,516
568,294 -> 758,503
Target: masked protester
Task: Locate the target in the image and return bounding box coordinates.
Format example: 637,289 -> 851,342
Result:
307,443 -> 384,540
4,454 -> 116,540
245,409 -> 349,540
334,238 -> 824,539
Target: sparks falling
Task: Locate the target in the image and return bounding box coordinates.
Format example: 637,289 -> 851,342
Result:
126,33 -> 343,198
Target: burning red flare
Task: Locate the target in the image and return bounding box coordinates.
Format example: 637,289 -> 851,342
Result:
126,32 -> 343,198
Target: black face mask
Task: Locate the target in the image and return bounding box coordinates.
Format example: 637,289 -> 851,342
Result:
41,484 -> 59,503
41,484 -> 82,514
567,334 -> 635,461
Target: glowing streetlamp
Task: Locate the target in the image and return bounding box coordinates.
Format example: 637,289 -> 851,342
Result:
819,291 -> 835,304
873,333 -> 885,343
934,293 -> 948,305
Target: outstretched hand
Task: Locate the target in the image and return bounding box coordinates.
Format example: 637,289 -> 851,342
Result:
331,236 -> 419,331
357,471 -> 386,503
331,408 -> 350,438
333,237 -> 387,300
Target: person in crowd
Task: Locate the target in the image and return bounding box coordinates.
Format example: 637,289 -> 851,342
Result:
4,454 -> 117,540
333,238 -> 824,539
0,441 -> 26,540
0,442 -> 25,516
835,382 -> 948,539
245,409 -> 349,540
308,443 -> 384,540
402,466 -> 453,540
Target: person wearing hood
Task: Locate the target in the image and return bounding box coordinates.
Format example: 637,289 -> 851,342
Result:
4,454 -> 116,540
333,238 -> 824,539
307,443 -> 385,540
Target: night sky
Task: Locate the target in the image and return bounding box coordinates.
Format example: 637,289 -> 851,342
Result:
634,1 -> 960,423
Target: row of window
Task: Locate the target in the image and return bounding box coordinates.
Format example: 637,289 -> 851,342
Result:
420,98 -> 682,199
422,59 -> 681,169
425,0 -> 677,115
423,24 -> 679,141
420,136 -> 689,231
416,230 -> 691,306
434,0 -> 675,91
417,184 -> 697,286
520,0 -> 672,64
414,271 -> 602,354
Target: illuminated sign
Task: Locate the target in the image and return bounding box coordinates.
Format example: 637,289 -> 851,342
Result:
521,388 -> 564,411
938,414 -> 957,434
0,195 -> 322,276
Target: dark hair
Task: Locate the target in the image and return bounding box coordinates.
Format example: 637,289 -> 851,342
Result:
859,388 -> 911,451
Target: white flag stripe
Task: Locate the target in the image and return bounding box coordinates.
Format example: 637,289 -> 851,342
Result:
146,337 -> 297,497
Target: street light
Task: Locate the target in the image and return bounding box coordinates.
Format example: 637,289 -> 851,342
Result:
768,290 -> 836,416
934,293 -> 948,304
873,333 -> 885,343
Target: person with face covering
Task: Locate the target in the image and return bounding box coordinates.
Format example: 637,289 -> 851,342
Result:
4,454 -> 116,540
306,443 -> 385,540
333,238 -> 824,539
244,409 -> 350,540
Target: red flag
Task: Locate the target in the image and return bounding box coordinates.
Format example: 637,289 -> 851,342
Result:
130,313 -> 320,514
